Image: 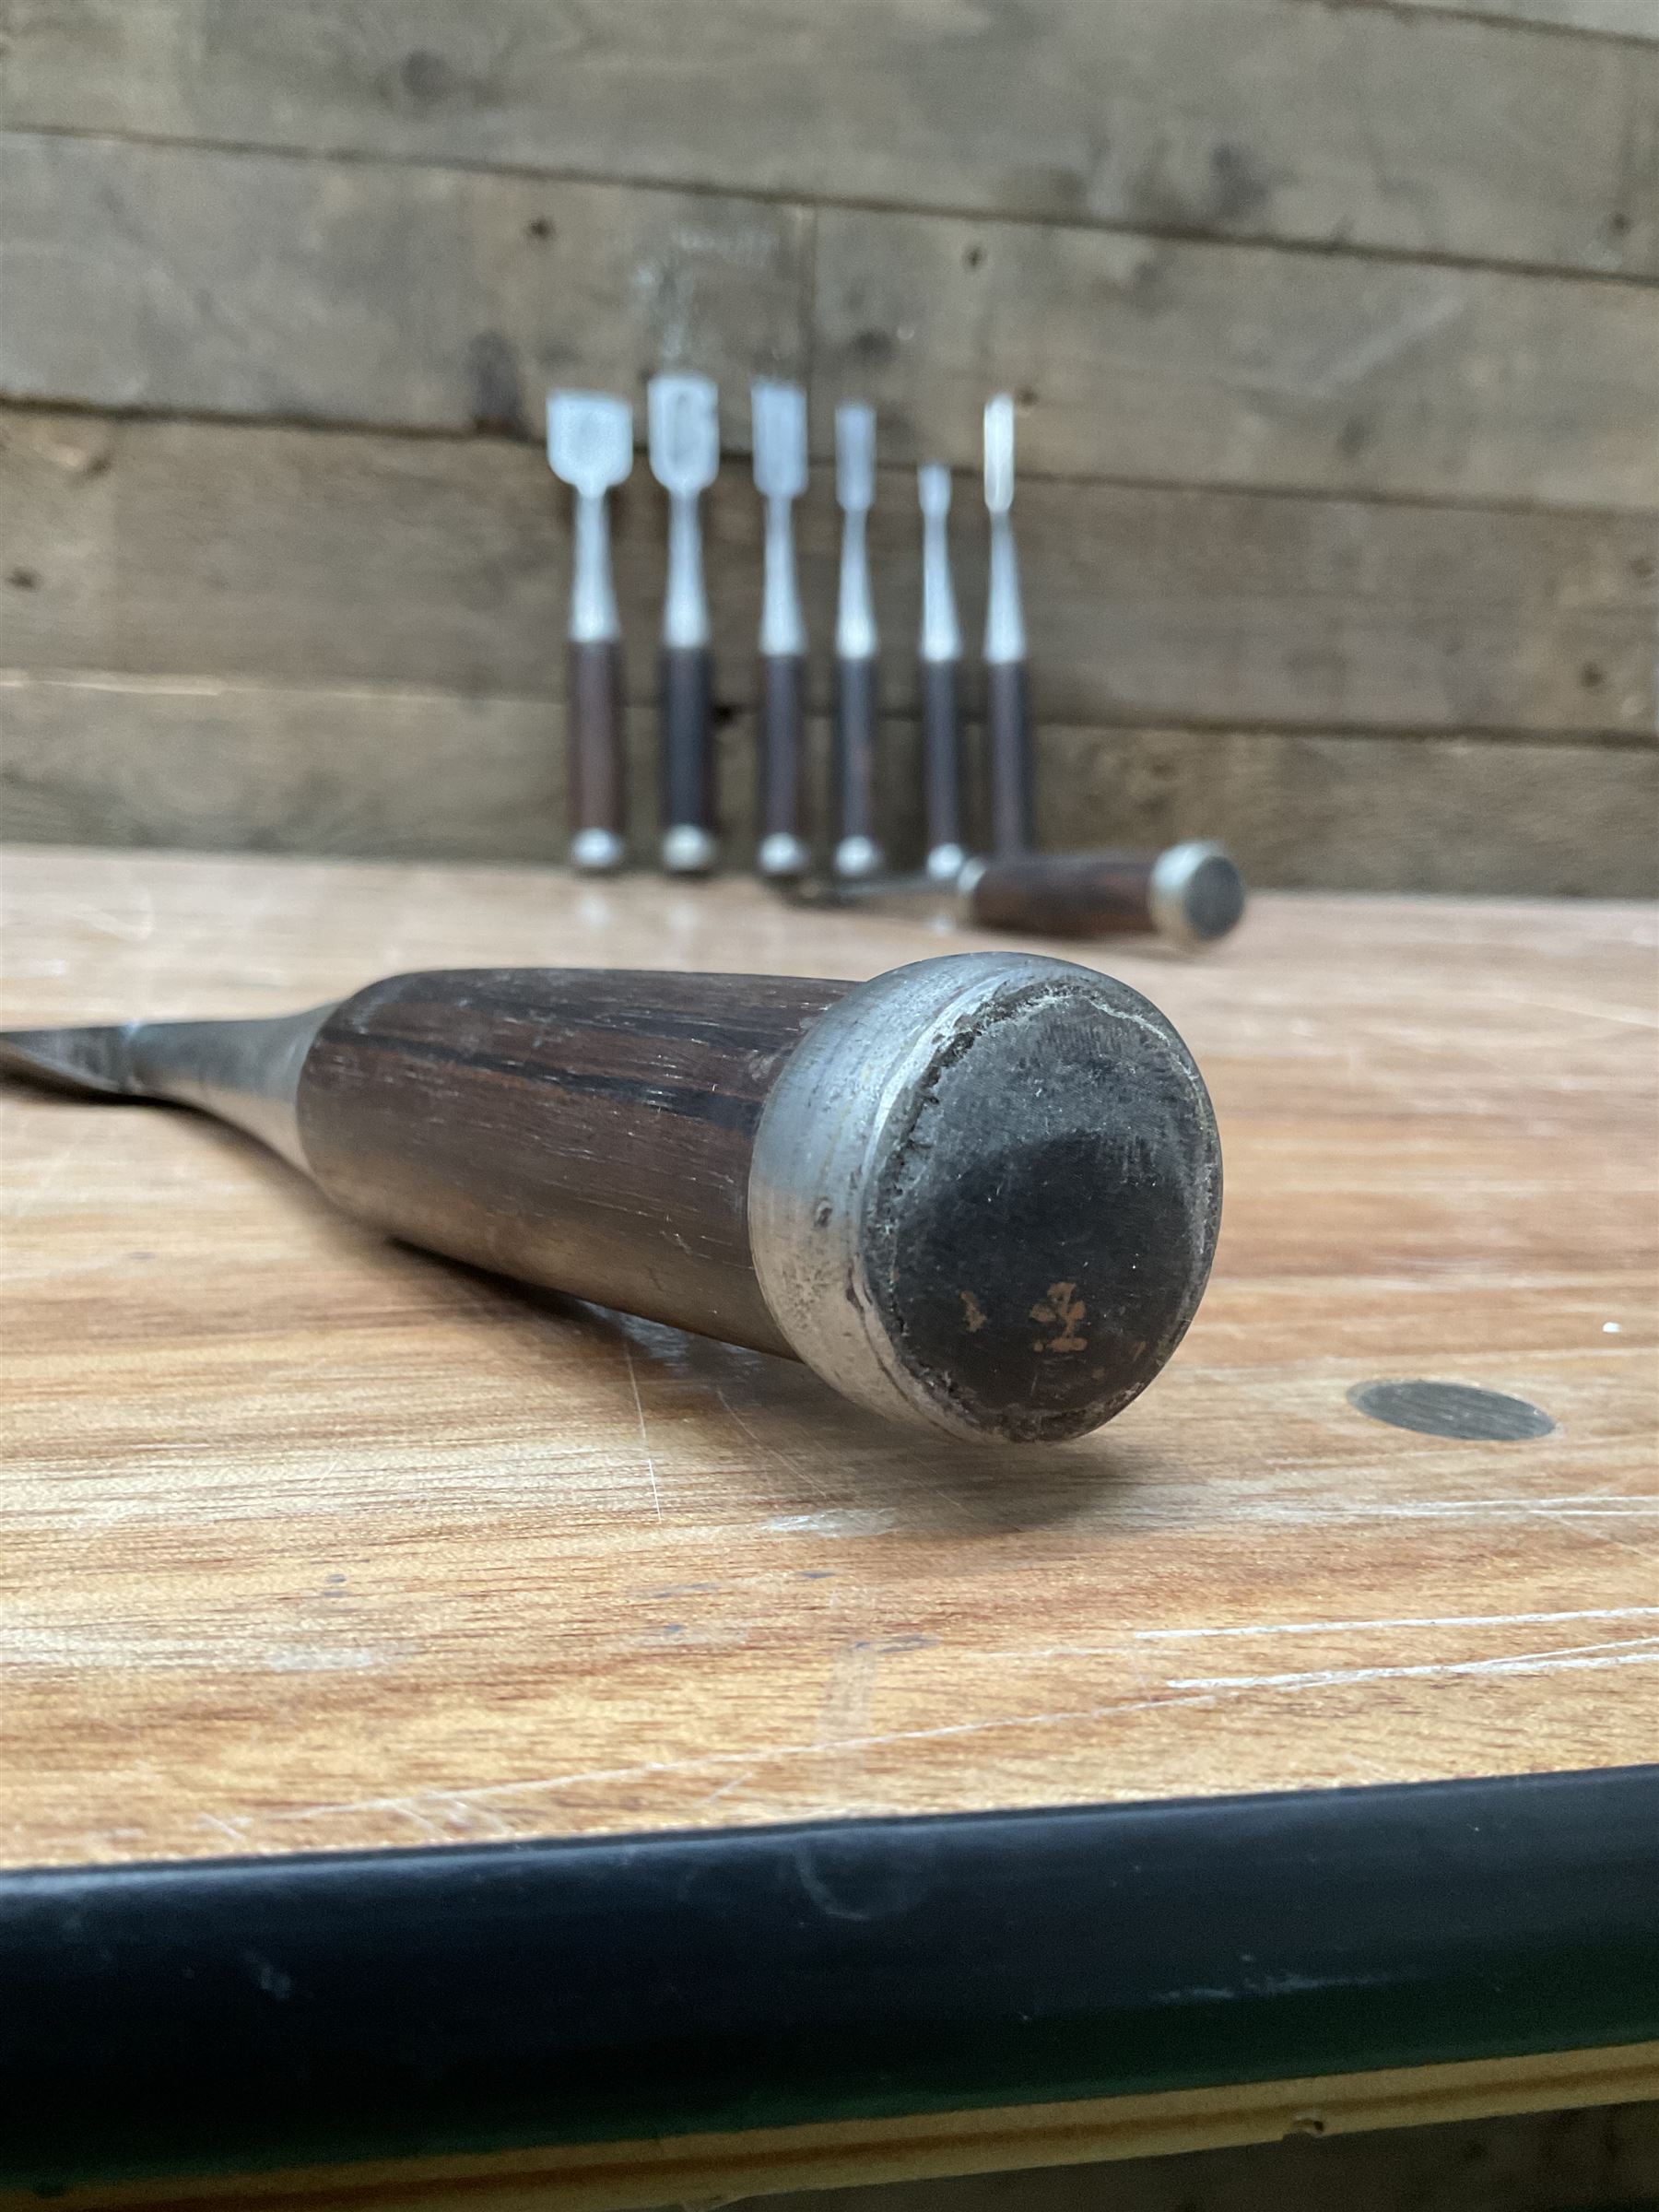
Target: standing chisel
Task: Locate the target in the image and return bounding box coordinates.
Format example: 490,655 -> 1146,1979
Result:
547,391 -> 633,874
649,373 -> 721,876
832,402 -> 884,882
917,463 -> 967,885
1,954 -> 1221,1445
983,394 -> 1035,855
751,380 -> 810,881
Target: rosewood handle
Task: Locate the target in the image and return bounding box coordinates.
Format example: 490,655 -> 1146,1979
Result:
832,653 -> 883,877
921,658 -> 965,870
289,956 -> 1221,1443
658,645 -> 717,873
756,652 -> 808,877
985,660 -> 1035,856
567,639 -> 627,872
965,843 -> 1247,947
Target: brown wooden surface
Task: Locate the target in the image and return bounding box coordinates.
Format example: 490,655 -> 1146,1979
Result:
9,408 -> 1651,737
6,0 -> 1652,274
6,675 -> 1657,900
3,0 -> 1654,900
6,133 -> 1654,507
1,847 -> 1654,1875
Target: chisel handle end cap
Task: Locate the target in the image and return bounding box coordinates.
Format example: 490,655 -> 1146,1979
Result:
569,828 -> 627,875
661,825 -> 719,877
833,834 -> 886,882
925,841 -> 970,887
758,831 -> 812,881
1149,841 -> 1248,949
749,952 -> 1222,1444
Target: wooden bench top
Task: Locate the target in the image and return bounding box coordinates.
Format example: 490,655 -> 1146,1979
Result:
2,846 -> 1653,2205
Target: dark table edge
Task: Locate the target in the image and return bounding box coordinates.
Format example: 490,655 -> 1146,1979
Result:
2,1763 -> 1656,2188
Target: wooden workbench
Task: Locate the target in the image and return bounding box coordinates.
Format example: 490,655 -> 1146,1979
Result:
2,847 -> 1655,2206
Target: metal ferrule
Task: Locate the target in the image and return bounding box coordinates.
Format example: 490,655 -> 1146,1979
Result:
919,503 -> 961,665
662,492 -> 709,650
569,489 -> 619,644
0,1006 -> 335,1171
836,508 -> 877,661
747,954 -> 1084,1438
759,495 -> 806,658
983,512 -> 1026,665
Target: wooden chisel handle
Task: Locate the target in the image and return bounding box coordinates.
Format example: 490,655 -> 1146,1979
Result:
4,955 -> 1223,1444
658,646 -> 717,873
964,843 -> 1247,947
294,957 -> 1220,1441
757,652 -> 808,877
985,660 -> 1035,855
921,659 -> 964,868
832,654 -> 883,876
566,639 -> 627,871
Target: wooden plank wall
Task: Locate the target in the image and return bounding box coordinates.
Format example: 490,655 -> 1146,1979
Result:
1,0 -> 1655,892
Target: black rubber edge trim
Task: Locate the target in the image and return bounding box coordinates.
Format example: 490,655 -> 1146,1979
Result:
3,1765 -> 1656,2187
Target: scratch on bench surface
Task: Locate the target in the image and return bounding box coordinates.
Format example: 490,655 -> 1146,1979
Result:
619,1335 -> 663,1523
1170,1633 -> 1659,1697
1131,1603 -> 1659,1643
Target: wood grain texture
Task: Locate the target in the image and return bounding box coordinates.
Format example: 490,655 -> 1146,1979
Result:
6,411 -> 1653,739
298,969 -> 851,1356
4,0 -> 1653,275
813,206 -> 1659,509
1,848 -> 1653,1871
4,675 -> 1656,897
4,133 -> 1653,507
0,135 -> 808,449
1,2045 -> 1654,2212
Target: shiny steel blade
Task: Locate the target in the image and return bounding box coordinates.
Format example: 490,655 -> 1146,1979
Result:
917,464 -> 961,664
917,462 -> 951,521
0,1006 -> 334,1166
752,380 -> 807,500
835,402 -> 875,512
648,373 -> 720,494
983,393 -> 1016,514
0,1023 -> 139,1097
546,391 -> 633,499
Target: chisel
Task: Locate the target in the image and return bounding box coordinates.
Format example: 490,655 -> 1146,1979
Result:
547,390 -> 633,874
751,379 -> 810,881
1,954 -> 1221,1444
983,394 -> 1035,855
784,841 -> 1248,951
917,463 -> 967,886
832,402 -> 884,882
648,373 -> 721,876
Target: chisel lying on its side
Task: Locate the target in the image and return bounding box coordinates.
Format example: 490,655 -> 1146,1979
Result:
1,955 -> 1221,1444
787,844 -> 1248,951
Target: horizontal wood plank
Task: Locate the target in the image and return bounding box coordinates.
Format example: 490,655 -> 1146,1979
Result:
4,135 -> 1655,508
813,205 -> 1659,508
0,134 -> 809,452
2,848 -> 1654,1870
4,671 -> 1655,896
4,0 -> 1653,275
6,411 -> 1653,739
1360,1 -> 1659,40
